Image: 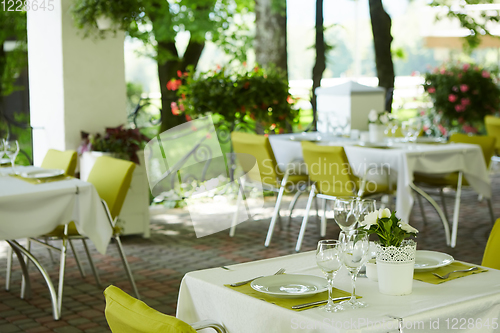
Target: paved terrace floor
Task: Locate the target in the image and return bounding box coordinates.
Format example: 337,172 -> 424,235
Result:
0,174 -> 499,332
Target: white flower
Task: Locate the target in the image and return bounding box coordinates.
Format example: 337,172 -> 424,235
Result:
379,113 -> 389,124
360,210 -> 379,228
399,222 -> 419,234
368,109 -> 378,122
378,208 -> 391,219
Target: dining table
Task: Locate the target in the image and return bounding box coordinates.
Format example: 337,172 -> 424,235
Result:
268,132 -> 492,247
0,165 -> 111,320
176,251 -> 500,333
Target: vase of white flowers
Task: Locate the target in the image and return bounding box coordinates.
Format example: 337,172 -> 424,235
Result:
368,109 -> 390,142
359,208 -> 418,296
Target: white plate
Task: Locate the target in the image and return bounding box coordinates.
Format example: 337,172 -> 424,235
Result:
357,141 -> 393,149
251,274 -> 327,298
20,169 -> 65,179
416,137 -> 446,144
414,250 -> 454,272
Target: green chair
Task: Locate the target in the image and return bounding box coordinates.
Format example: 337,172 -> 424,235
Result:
230,132 -> 309,247
296,141 -> 393,251
104,285 -> 226,333
485,115 -> 500,160
482,218 -> 500,270
41,149 -> 78,176
23,156 -> 139,315
414,133 -> 496,248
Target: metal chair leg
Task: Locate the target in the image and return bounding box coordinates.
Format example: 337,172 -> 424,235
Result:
487,198 -> 495,226
229,181 -> 244,237
416,193 -> 428,225
295,185 -> 316,252
57,228 -> 69,316
287,190 -> 303,227
82,239 -> 102,288
265,172 -> 289,247
69,239 -> 86,278
450,172 -> 463,248
440,188 -> 450,223
114,235 -> 140,300
274,192 -> 283,231
5,245 -> 12,291
20,239 -> 31,299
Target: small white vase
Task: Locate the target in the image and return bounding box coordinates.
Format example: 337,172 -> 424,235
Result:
96,15 -> 114,30
368,123 -> 386,142
376,240 -> 416,296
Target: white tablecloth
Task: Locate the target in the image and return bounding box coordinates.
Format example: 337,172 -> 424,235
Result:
269,134 -> 491,223
177,252 -> 500,333
0,166 -> 111,254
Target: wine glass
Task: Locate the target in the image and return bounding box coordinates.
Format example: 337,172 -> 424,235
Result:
339,230 -> 370,309
401,121 -> 411,142
333,198 -> 357,231
0,140 -> 4,160
316,240 -> 342,312
408,118 -> 422,143
354,199 -> 377,225
4,139 -> 20,174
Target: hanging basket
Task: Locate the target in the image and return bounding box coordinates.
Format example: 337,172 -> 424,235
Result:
376,240 -> 416,296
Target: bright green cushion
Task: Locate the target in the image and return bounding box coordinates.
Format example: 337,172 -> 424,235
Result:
104,285 -> 196,333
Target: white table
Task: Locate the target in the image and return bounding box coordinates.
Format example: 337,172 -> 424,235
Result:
0,166 -> 111,319
269,134 -> 491,246
177,252 -> 500,333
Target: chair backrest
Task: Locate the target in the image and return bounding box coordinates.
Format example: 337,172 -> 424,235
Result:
482,218 -> 500,270
41,149 -> 77,176
301,141 -> 357,196
87,156 -> 135,220
449,133 -> 496,168
485,115 -> 500,152
231,132 -> 279,187
104,285 -> 196,333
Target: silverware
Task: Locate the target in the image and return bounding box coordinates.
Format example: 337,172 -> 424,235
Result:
291,296 -> 351,309
230,268 -> 285,287
432,266 -> 478,279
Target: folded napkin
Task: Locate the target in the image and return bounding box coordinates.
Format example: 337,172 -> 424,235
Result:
10,174 -> 73,185
224,282 -> 351,311
413,262 -> 487,285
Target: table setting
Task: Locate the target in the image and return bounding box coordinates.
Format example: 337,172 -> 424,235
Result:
177,198 -> 500,332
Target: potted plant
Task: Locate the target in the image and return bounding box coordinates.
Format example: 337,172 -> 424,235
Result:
423,62 -> 500,135
71,0 -> 142,34
367,109 -> 390,142
359,208 -> 418,295
168,65 -> 299,134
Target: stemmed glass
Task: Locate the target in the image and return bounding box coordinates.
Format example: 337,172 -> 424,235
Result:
353,199 -> 376,225
0,140 -> 4,160
316,240 -> 342,312
4,139 -> 20,174
339,230 -> 370,309
333,198 -> 357,231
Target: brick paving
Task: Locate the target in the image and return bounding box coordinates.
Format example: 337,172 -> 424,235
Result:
0,174 -> 499,332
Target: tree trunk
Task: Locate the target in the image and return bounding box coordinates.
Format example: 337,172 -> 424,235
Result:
254,0 -> 287,73
369,0 -> 395,112
158,39 -> 205,132
311,0 -> 325,131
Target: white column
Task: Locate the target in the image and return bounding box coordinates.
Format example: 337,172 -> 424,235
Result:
27,0 -> 127,165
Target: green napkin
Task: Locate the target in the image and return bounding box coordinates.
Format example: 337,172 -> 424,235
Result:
10,174 -> 73,185
413,262 -> 487,284
224,282 -> 351,311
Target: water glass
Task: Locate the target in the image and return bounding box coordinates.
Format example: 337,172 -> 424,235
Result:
333,198 -> 357,231
316,240 -> 342,312
339,230 -> 370,309
4,139 -> 20,174
354,199 -> 377,225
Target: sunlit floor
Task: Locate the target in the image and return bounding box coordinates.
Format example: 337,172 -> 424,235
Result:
0,174 -> 498,332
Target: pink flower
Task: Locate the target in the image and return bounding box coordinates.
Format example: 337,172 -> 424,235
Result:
440,68 -> 446,74
461,98 -> 470,106
460,84 -> 469,93
462,124 -> 478,134
185,114 -> 192,121
171,102 -> 180,115
166,79 -> 182,91
455,104 -> 465,113
420,110 -> 426,116
423,125 -> 430,132
458,117 -> 465,124
463,63 -> 471,71
448,94 -> 457,103
427,87 -> 436,94
482,70 -> 491,78
179,103 -> 185,111
438,124 -> 447,136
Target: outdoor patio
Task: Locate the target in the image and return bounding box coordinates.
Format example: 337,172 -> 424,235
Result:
0,173 -> 498,333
